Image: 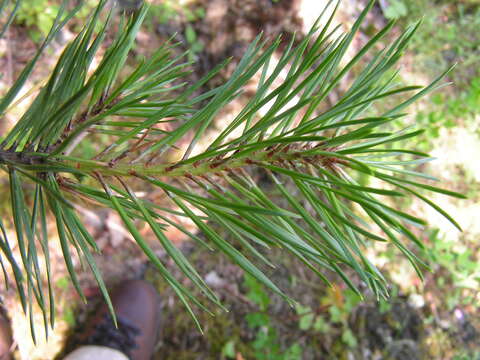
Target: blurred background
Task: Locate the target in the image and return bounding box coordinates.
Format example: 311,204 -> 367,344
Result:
0,0 -> 479,359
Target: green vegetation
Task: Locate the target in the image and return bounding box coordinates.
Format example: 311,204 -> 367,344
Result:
414,77 -> 480,150
381,0 -> 480,88
16,0 -> 61,40
145,1 -> 205,61
146,0 -> 205,26
423,228 -> 480,307
14,0 -> 97,41
242,274 -> 303,360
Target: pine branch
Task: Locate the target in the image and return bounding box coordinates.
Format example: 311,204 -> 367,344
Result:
0,0 -> 465,337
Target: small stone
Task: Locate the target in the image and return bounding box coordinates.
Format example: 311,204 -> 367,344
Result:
408,293 -> 425,309
205,271 -> 226,288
